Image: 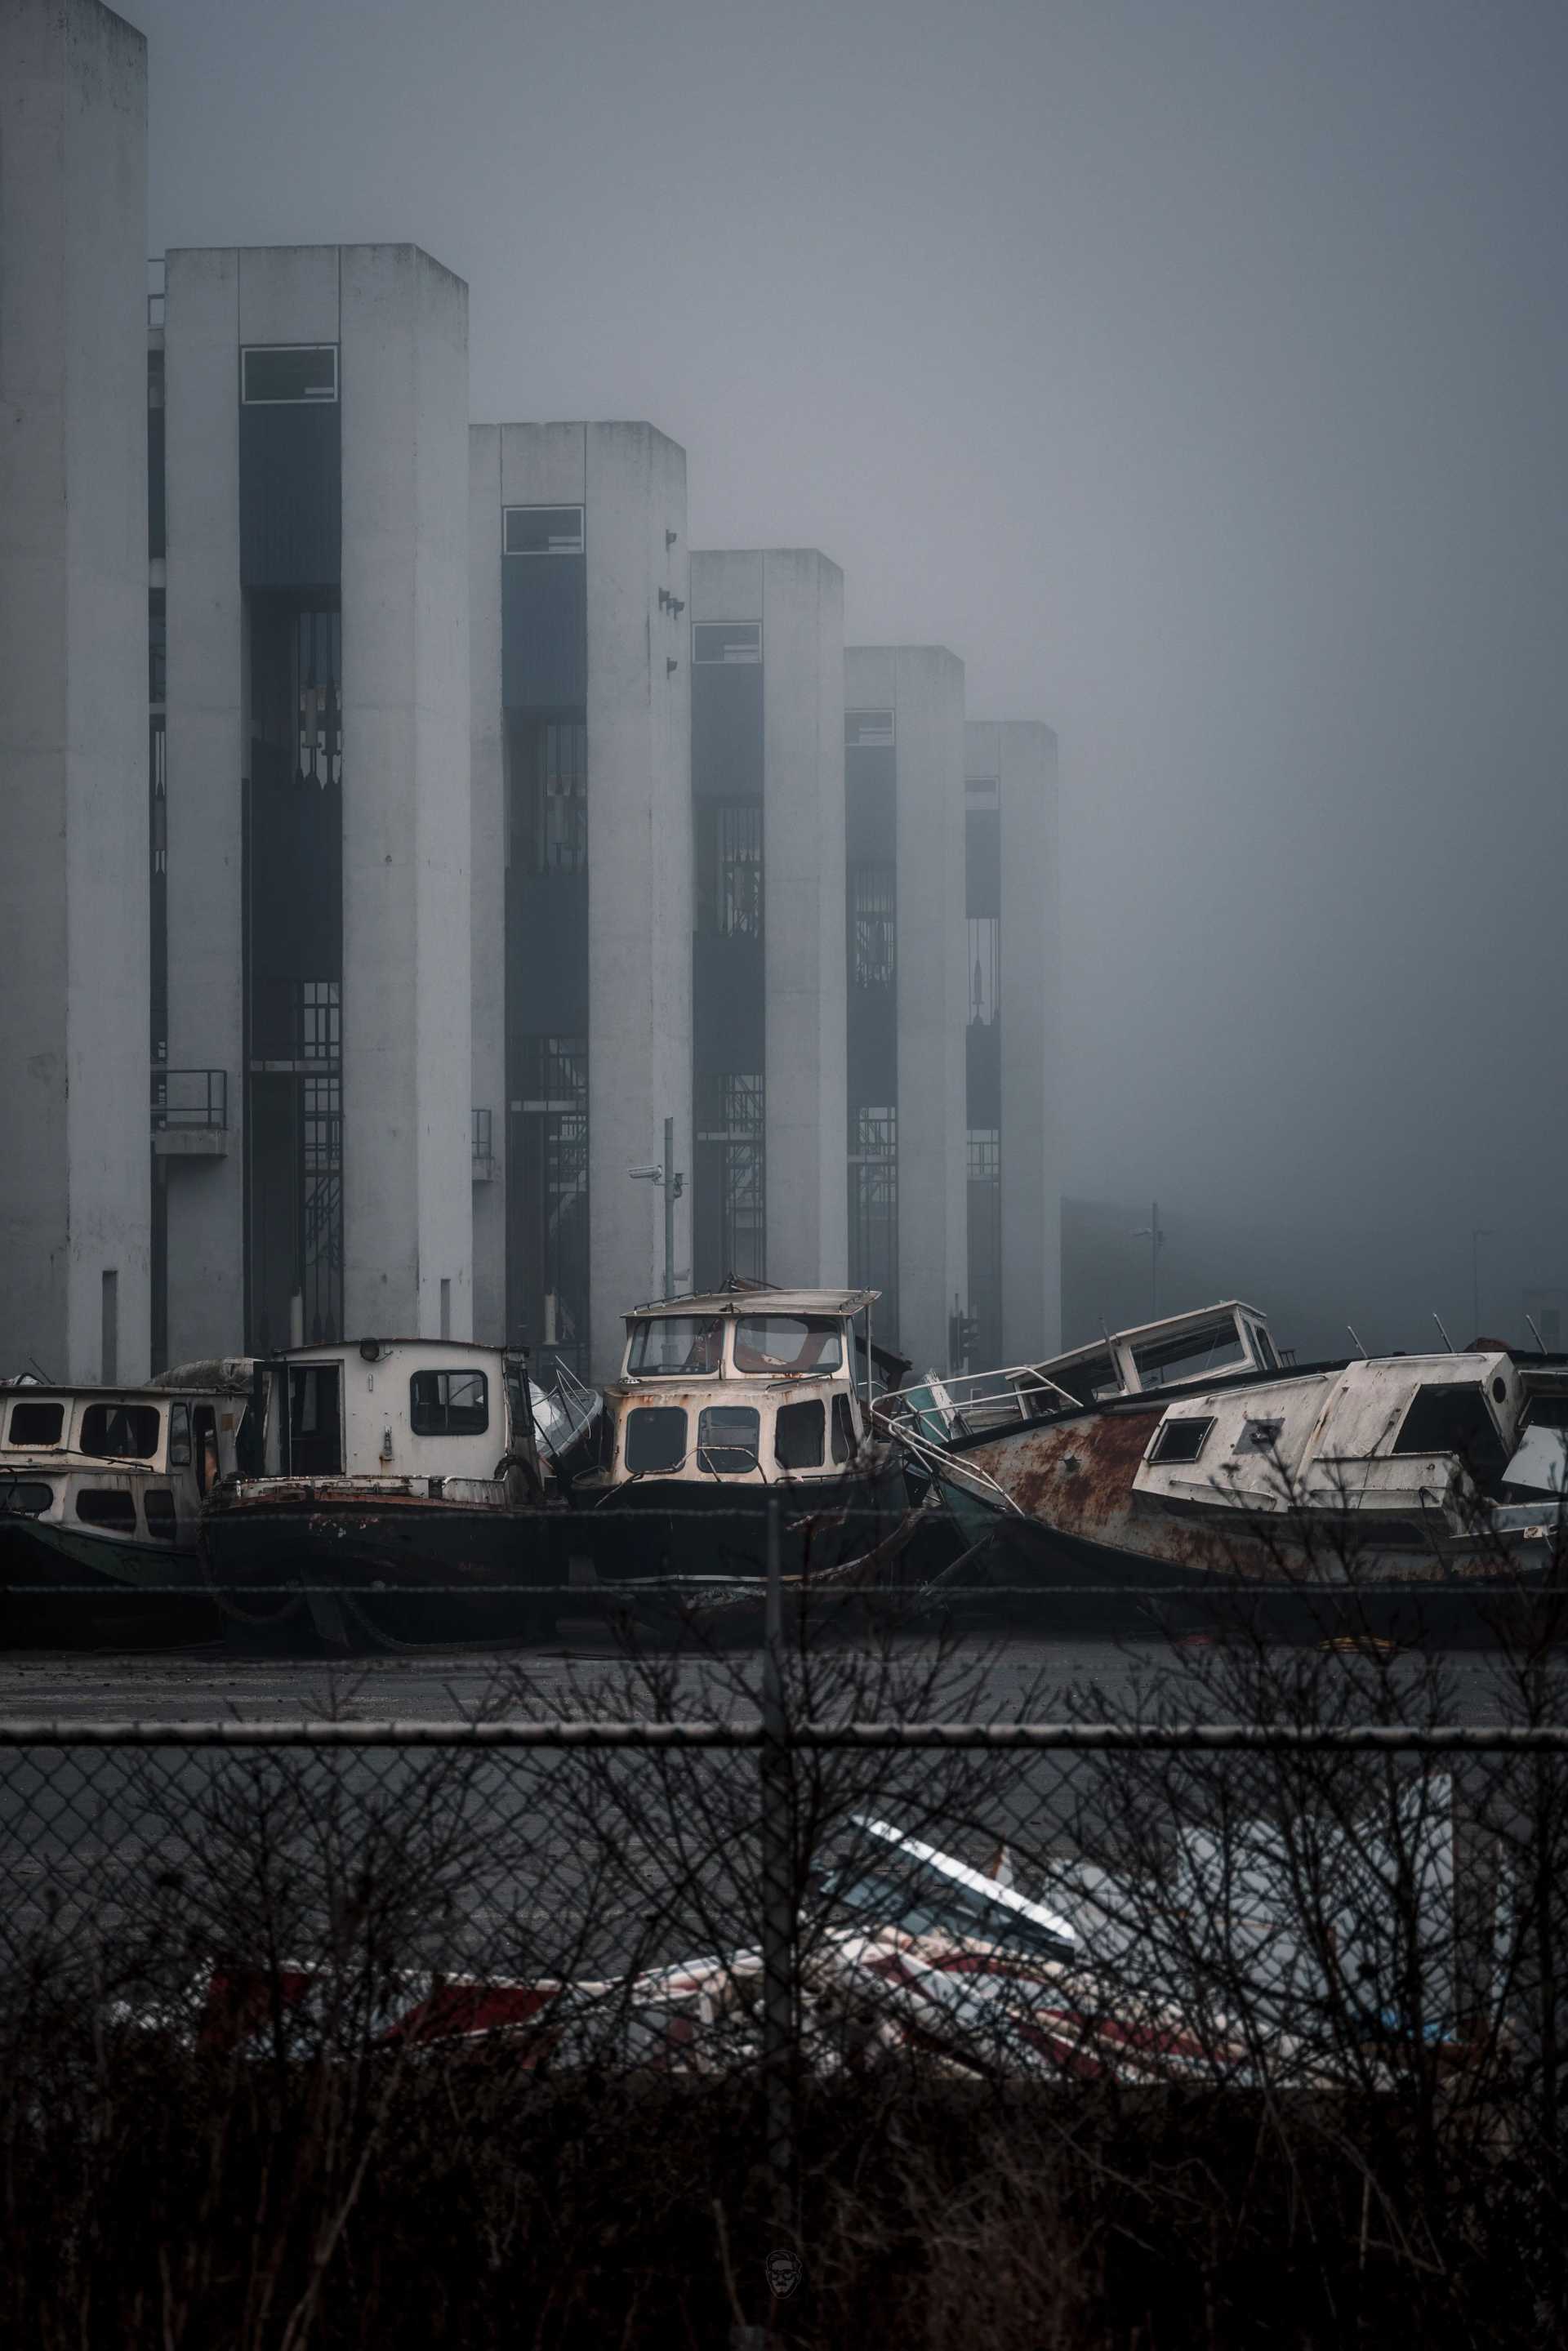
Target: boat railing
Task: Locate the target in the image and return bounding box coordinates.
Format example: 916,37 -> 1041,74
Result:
878,1362 -> 1076,1445
871,1389 -> 1030,1520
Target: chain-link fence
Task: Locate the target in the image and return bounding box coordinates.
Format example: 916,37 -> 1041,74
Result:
5,1605 -> 1568,2345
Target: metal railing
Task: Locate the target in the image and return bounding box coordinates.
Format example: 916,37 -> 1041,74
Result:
150,1066 -> 227,1131
472,1106 -> 494,1175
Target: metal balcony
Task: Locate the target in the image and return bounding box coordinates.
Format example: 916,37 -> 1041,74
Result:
151,1068 -> 229,1158
472,1106 -> 496,1182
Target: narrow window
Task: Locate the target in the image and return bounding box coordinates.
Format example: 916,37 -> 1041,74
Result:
144,1490 -> 178,1540
692,621 -> 761,665
848,865 -> 896,988
440,1279 -> 452,1342
241,345 -> 338,404
1149,1416 -> 1215,1467
775,1400 -> 826,1472
409,1370 -> 489,1438
831,1396 -> 858,1464
100,1271 -> 118,1386
287,1365 -> 344,1476
167,1403 -> 192,1467
503,505 -> 584,555
845,709 -> 894,748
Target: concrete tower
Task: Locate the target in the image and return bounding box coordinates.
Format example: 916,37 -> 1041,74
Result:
689,549 -> 847,1293
470,423 -> 692,1381
843,646 -> 968,1372
161,243 -> 472,1360
0,0 -> 151,1383
964,719 -> 1062,1367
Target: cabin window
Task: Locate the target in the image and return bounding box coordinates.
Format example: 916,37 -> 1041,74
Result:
1150,1416 -> 1216,1467
1131,1320 -> 1247,1391
626,1317 -> 724,1377
1251,1326 -> 1278,1370
1391,1384 -> 1508,1478
409,1370 -> 490,1438
624,1406 -> 687,1473
144,1489 -> 178,1540
1235,1416 -> 1285,1455
168,1404 -> 192,1467
287,1366 -> 343,1477
80,1404 -> 160,1459
1,1481 -> 51,1518
734,1316 -> 844,1375
1056,1355 -> 1119,1408
697,1405 -> 760,1475
831,1396 -> 857,1463
76,1489 -> 136,1532
775,1400 -> 826,1471
6,1401 -> 63,1448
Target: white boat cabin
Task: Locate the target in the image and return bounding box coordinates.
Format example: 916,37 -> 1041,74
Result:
1033,1302 -> 1281,1409
604,1289 -> 878,1487
253,1339 -> 523,1486
0,1374 -> 251,1551
1133,1349 -> 1535,1536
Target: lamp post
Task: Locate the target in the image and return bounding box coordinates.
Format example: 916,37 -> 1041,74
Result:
1131,1200 -> 1165,1321
628,1115 -> 684,1302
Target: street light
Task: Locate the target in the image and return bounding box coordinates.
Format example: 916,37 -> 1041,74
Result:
628,1115 -> 685,1302
1130,1200 -> 1165,1321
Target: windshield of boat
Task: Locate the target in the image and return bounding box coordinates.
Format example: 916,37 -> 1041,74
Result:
626,1316 -> 724,1377
1130,1317 -> 1249,1391
733,1315 -> 844,1375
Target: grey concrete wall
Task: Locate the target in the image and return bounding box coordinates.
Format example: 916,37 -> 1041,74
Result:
488,422 -> 691,1378
0,0 -> 150,1381
467,425 -> 506,1342
846,646 -> 968,1374
969,719 -> 1062,1362
692,547 -> 847,1289
162,246 -> 244,1363
341,245 -> 472,1342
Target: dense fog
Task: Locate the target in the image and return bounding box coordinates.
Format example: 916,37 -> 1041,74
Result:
138,0 -> 1568,1354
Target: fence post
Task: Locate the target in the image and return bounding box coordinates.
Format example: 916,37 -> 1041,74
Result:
760,1492 -> 796,2240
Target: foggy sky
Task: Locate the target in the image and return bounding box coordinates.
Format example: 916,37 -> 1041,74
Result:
135,0 -> 1568,1350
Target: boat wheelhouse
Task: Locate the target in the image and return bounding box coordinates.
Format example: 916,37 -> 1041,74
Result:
201,1338 -> 595,1651
0,1368 -> 253,1645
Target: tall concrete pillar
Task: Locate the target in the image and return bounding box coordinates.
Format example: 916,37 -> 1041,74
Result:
0,0 -> 150,1382
690,548 -> 846,1289
844,646 -> 967,1372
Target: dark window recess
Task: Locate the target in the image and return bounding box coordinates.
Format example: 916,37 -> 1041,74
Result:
409,1370 -> 490,1438
848,1105 -> 898,1342
242,345 -> 338,404
511,1035 -> 590,1378
831,1396 -> 857,1464
1150,1416 -> 1216,1467
287,1367 -> 343,1476
775,1400 -> 826,1472
695,802 -> 763,937
147,349 -> 166,561
1392,1385 -> 1508,1476
697,1405 -> 761,1476
694,1074 -> 765,1292
80,1404 -> 161,1459
693,621 -> 761,665
625,1406 -> 688,1473
1055,1354 -> 1121,1408
1234,1417 -> 1285,1456
504,505 -> 584,556
512,719 -> 586,874
967,915 -> 999,1026
144,1489 -> 178,1540
848,864 -> 896,988
845,709 -> 894,748
1132,1320 -> 1247,1390
149,590 -> 166,705
7,1402 -> 64,1448
0,1481 -> 52,1519
76,1489 -> 137,1533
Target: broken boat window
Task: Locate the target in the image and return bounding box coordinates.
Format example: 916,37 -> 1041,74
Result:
624,1406 -> 687,1474
0,1482 -> 51,1518
775,1400 -> 826,1471
5,1401 -> 64,1448
1234,1416 -> 1285,1455
80,1404 -> 160,1459
409,1371 -> 489,1439
1251,1326 -> 1278,1370
1149,1416 -> 1216,1467
143,1489 -> 178,1540
697,1405 -> 760,1475
1132,1320 -> 1247,1390
1055,1354 -> 1120,1407
734,1316 -> 843,1375
1391,1384 -> 1508,1477
626,1317 -> 724,1377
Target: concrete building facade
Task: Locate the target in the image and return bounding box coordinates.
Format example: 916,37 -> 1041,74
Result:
0,0 -> 152,1383
964,719 -> 1061,1368
689,550 -> 847,1293
843,647 -> 968,1372
470,423 -> 691,1380
160,242 -> 472,1362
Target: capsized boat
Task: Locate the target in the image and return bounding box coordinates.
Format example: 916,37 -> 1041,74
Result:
0,1363 -> 256,1646
568,1284 -> 912,1597
878,1300 -> 1568,1639
200,1338 -> 599,1652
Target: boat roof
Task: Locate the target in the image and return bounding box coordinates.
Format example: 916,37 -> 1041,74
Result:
259,1338 -> 510,1363
1036,1299 -> 1268,1374
626,1287 -> 881,1320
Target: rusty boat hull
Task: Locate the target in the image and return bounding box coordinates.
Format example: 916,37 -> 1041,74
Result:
936,1398 -> 1565,1645
202,1484 -> 575,1654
